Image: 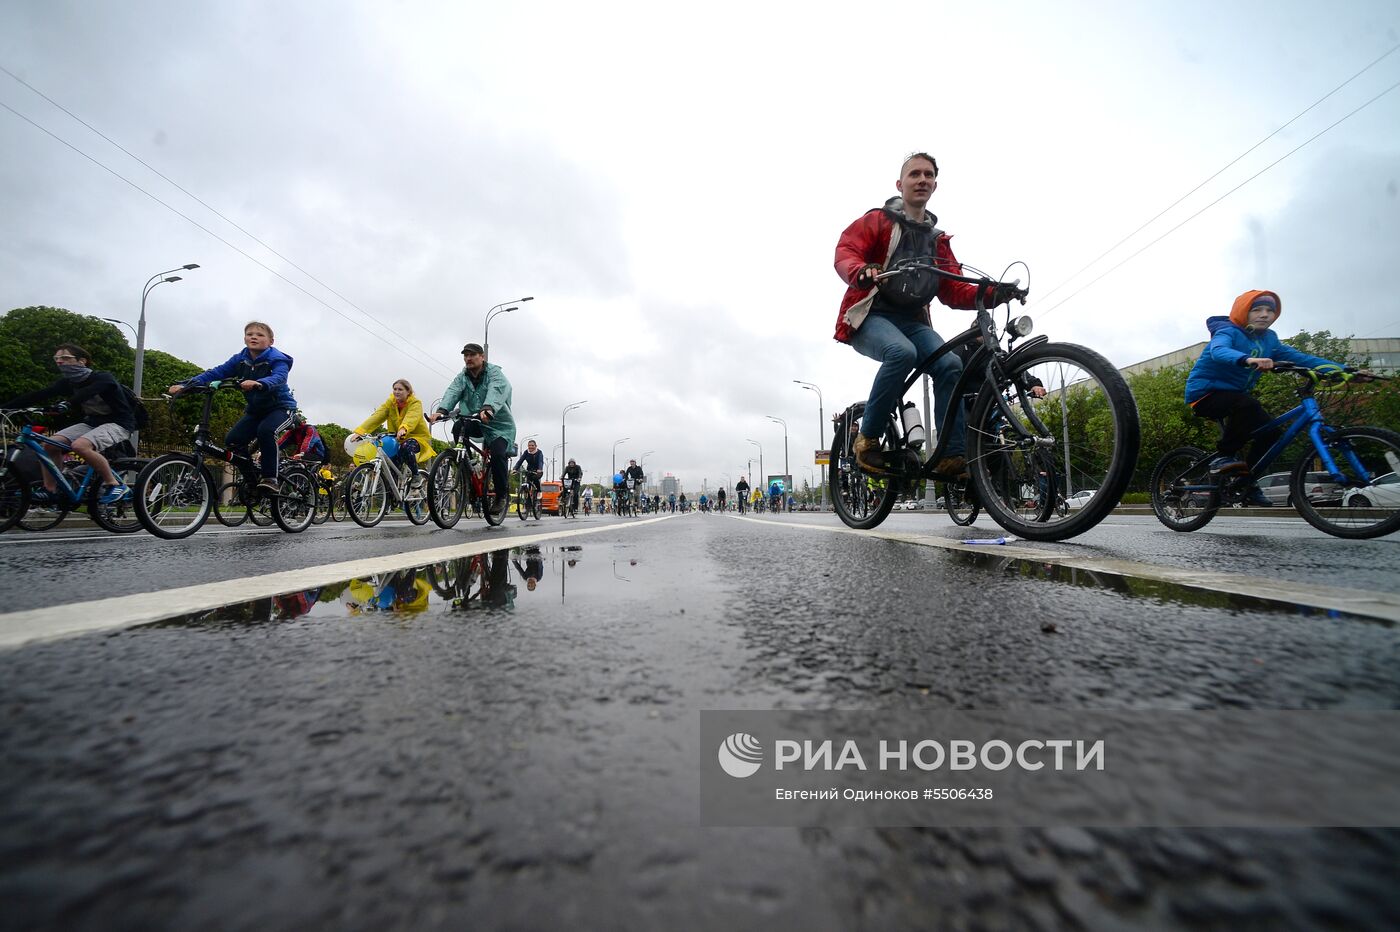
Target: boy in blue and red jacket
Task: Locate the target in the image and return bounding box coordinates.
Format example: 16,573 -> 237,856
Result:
1185,290 -> 1343,503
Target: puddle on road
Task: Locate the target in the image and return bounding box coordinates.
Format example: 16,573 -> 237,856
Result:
149,544 -> 644,628
949,550 -> 1382,623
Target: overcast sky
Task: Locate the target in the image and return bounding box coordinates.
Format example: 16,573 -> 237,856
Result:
3,1 -> 1398,491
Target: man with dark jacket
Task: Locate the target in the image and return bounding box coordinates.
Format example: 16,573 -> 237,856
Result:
3,343 -> 136,503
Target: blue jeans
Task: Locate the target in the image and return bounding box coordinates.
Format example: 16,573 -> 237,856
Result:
851,313 -> 965,458
228,408 -> 294,479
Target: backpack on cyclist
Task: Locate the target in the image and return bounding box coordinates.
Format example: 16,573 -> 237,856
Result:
121,385 -> 151,430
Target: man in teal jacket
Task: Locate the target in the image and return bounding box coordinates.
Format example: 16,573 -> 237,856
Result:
428,342 -> 517,511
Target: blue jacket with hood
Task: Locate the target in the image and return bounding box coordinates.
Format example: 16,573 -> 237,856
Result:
1184,289 -> 1337,404
189,345 -> 297,414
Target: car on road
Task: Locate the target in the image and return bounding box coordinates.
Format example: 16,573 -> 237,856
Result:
1256,471 -> 1343,507
1064,489 -> 1098,509
1343,471 -> 1400,508
541,480 -> 565,514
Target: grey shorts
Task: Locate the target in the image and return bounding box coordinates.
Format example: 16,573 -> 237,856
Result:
54,422 -> 132,453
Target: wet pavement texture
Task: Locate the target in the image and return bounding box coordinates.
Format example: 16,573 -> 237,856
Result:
3,515 -> 1400,929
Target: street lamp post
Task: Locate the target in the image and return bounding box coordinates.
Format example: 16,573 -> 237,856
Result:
561,400 -> 587,475
135,263 -> 198,399
483,295 -> 534,362
551,443 -> 564,481
766,415 -> 789,496
639,451 -> 654,494
794,380 -> 827,509
746,439 -> 763,492
612,437 -> 631,478
102,318 -> 138,342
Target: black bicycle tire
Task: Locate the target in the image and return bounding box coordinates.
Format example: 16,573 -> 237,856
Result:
273,465 -> 316,533
0,471 -> 33,533
829,419 -> 899,530
345,462 -> 389,528
213,480 -> 250,527
403,472 -> 431,526
483,460 -> 508,527
18,483 -> 67,531
944,480 -> 979,526
86,458 -> 144,533
1149,446 -> 1219,532
134,453 -> 214,540
1291,426 -> 1400,540
310,482 -> 331,524
967,342 -> 1139,542
427,452 -> 465,529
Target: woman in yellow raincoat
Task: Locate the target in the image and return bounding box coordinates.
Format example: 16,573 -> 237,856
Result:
350,379 -> 436,477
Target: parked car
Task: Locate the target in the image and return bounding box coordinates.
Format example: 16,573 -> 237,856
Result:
1256,471 -> 1342,507
1064,489 -> 1098,509
1343,471 -> 1400,508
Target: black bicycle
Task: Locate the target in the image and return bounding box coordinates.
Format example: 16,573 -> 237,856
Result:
516,468 -> 542,521
425,413 -> 508,529
134,382 -> 317,539
1150,364 -> 1398,539
830,259 -> 1140,542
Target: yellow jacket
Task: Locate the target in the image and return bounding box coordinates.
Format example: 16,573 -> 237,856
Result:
356,394 -> 436,464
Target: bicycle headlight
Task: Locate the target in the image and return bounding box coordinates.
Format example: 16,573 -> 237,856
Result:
1010,315 -> 1034,338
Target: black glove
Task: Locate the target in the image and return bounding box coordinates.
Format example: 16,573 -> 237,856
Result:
991,282 -> 1027,306
855,264 -> 882,288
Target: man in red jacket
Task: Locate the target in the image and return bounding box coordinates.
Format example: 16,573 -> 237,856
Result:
834,152 -> 1017,477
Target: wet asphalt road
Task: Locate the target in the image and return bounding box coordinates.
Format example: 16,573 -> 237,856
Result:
2,512 -> 1399,929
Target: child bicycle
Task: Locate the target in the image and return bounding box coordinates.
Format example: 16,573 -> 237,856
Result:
831,259 -> 1140,541
1150,363 -> 1398,539
134,382 -> 318,539
424,412 -> 509,529
342,433 -> 431,527
0,408 -> 146,534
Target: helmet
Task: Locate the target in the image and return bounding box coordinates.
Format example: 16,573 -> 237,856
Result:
290,409 -> 307,427
380,435 -> 399,458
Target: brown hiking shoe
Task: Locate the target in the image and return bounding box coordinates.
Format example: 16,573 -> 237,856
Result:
852,433 -> 891,475
933,456 -> 969,480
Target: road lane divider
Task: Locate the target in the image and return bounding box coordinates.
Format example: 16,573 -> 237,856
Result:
736,517 -> 1400,624
0,516 -> 674,650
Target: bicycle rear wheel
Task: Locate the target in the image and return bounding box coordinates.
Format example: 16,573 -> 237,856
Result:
135,453 -> 214,539
1,472 -> 33,533
829,419 -> 898,530
403,472 -> 430,526
483,460 -> 508,527
967,342 -> 1139,541
274,465 -> 317,533
311,483 -> 331,524
214,480 -> 250,527
944,480 -> 979,526
346,462 -> 389,527
427,452 -> 465,529
87,458 -> 144,533
1292,426 -> 1400,539
1150,446 -> 1219,532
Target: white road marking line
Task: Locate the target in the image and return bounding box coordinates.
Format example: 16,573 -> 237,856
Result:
738,517 -> 1400,623
0,516 -> 672,650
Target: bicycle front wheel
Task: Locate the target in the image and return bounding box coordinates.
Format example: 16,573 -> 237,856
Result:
427,452 -> 465,529
967,342 -> 1139,541
1150,446 -> 1219,532
0,472 -> 33,533
87,458 -> 144,533
346,462 -> 390,527
213,481 -> 250,527
483,462 -> 508,527
829,418 -> 898,530
274,465 -> 317,533
1293,426 -> 1400,539
135,454 -> 214,539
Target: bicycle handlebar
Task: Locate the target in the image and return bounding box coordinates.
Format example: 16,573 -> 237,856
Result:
1256,362 -> 1386,382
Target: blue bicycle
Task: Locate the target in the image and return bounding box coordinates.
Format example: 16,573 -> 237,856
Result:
1150,364 -> 1399,539
0,408 -> 147,533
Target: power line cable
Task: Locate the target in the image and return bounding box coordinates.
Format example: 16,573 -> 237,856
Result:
0,97 -> 455,379
1035,76 -> 1400,320
1035,42 -> 1400,306
0,64 -> 456,375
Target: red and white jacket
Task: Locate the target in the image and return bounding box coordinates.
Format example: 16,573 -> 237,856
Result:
832,204 -> 983,344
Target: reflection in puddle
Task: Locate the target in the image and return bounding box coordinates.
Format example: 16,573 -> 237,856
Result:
950,550 -> 1380,623
151,544 -> 629,627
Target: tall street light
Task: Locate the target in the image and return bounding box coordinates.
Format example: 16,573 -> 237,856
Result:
483,295 -> 534,362
746,439 -> 763,490
766,415 -> 789,494
102,318 -> 138,341
612,437 -> 630,478
561,400 -> 587,473
551,443 -> 564,481
135,263 -> 199,399
794,380 -> 828,509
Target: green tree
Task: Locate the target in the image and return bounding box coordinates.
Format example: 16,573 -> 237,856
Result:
0,307 -> 133,399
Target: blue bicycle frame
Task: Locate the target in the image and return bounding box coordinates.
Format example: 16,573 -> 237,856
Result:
11,425 -> 102,507
1241,395 -> 1366,486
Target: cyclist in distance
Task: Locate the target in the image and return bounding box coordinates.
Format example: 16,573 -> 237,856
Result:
625,458 -> 645,493
1185,290 -> 1358,504
562,458 -> 583,512
513,439 -> 545,499
582,484 -> 594,514
769,479 -> 784,512
278,410 -> 327,466
734,476 -> 750,512
2,342 -> 137,503
350,379 -> 436,480
169,320 -> 295,494
834,152 -> 1022,478
716,485 -> 726,512
427,342 -> 516,512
